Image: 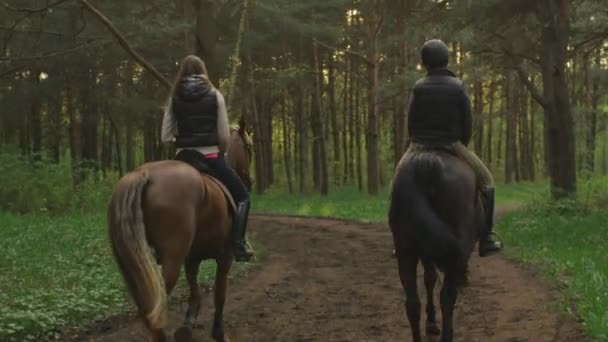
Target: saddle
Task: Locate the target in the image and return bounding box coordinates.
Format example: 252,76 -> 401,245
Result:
175,150 -> 237,213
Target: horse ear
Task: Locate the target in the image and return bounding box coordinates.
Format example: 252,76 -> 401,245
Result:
238,116 -> 247,136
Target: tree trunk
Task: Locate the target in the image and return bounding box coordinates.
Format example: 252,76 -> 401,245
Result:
125,119 -> 135,171
348,57 -> 355,183
81,68 -> 100,170
47,94 -> 62,163
328,53 -> 340,187
504,74 -> 518,183
518,83 -> 531,181
583,52 -> 599,177
30,68 -> 42,160
312,43 -> 329,195
295,89 -> 306,193
364,4 -> 381,195
193,0 -> 219,85
529,91 -> 537,181
486,81 -> 496,166
473,80 -> 484,155
143,115 -> 156,163
282,96 -> 294,194
393,4 -> 408,168
66,72 -> 82,184
342,58 -> 350,185
355,64 -> 363,192
539,0 -> 576,198
262,97 -> 274,187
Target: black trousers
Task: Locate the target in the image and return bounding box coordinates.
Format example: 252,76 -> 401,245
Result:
175,150 -> 249,203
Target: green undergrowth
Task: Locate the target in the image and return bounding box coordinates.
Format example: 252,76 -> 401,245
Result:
0,151 -> 114,215
498,178 -> 608,340
251,182 -> 546,223
0,212 -> 258,341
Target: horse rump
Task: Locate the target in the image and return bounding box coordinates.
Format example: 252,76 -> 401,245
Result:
389,154 -> 468,287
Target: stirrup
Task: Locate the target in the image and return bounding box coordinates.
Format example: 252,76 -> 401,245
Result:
479,233 -> 503,257
234,241 -> 254,262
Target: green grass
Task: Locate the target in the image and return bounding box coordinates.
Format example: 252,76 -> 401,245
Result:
0,212 -> 254,341
1,172 -> 604,341
251,182 -> 548,223
0,213 -> 126,340
499,208 -> 608,340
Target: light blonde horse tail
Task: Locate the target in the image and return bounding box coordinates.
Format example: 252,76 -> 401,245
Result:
108,170 -> 167,331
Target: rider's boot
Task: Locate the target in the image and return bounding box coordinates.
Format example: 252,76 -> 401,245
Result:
479,188 -> 503,257
233,200 -> 254,262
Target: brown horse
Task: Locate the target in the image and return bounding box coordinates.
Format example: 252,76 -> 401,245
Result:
389,149 -> 483,342
108,126 -> 253,342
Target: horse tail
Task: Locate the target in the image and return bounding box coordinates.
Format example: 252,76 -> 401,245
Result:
390,157 -> 468,288
108,170 -> 167,330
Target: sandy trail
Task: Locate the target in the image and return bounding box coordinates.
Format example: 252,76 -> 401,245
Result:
81,213 -> 588,342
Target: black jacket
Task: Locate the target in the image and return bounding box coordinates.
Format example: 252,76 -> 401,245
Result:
172,75 -> 219,148
407,68 -> 472,146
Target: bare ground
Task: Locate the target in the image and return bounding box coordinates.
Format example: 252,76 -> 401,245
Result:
80,213 -> 589,342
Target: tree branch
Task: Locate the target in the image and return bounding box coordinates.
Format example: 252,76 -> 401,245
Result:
0,26 -> 70,37
0,64 -> 27,78
514,63 -> 547,109
1,37 -> 117,63
306,36 -> 372,66
79,0 -> 171,89
471,47 -> 542,65
1,0 -> 71,13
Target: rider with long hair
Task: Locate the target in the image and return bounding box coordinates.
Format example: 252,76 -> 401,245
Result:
406,39 -> 502,257
161,55 -> 254,262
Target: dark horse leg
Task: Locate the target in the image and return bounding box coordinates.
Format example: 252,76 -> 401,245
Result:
397,250 -> 421,342
439,274 -> 459,342
174,257 -> 204,342
211,255 -> 233,341
422,259 -> 441,335
185,258 -> 203,325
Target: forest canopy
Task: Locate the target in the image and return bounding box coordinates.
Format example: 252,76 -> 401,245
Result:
2,0 -> 608,199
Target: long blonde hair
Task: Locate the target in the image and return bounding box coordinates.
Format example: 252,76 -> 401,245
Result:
166,55 -> 214,105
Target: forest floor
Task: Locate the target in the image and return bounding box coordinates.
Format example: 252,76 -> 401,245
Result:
77,208 -> 590,342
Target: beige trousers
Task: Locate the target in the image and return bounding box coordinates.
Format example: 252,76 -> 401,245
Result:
403,142 -> 495,191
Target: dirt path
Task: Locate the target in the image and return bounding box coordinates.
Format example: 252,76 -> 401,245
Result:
84,214 -> 589,342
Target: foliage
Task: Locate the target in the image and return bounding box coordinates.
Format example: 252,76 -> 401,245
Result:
252,182 -> 546,223
0,213 -> 126,341
498,178 -> 608,340
0,209 -> 257,341
0,151 -> 114,215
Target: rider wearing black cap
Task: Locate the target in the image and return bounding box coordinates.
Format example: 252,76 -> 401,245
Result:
406,39 -> 502,257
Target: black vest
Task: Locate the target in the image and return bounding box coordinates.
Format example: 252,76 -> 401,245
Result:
172,76 -> 219,148
408,68 -> 471,145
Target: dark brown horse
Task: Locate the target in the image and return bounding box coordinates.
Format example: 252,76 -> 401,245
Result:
108,126 -> 253,342
389,149 -> 483,342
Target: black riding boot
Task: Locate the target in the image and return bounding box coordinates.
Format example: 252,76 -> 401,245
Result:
479,188 -> 503,257
233,200 -> 254,262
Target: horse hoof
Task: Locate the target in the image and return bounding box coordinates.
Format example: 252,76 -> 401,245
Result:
174,326 -> 193,342
212,330 -> 227,342
426,323 -> 441,335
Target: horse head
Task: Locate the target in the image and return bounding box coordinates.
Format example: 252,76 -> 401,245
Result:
227,117 -> 254,191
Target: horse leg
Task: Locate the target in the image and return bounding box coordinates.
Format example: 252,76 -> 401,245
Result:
157,257 -> 182,342
149,330 -> 170,342
184,258 -> 203,325
397,251 -> 421,342
422,260 -> 440,335
174,257 -> 204,342
439,274 -> 459,342
211,256 -> 233,342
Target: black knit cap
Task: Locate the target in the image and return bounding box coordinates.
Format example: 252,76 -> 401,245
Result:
421,39 -> 449,69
